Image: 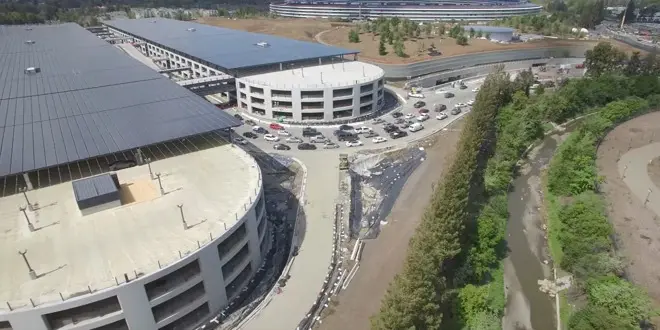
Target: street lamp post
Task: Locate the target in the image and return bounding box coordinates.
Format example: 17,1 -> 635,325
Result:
19,206 -> 35,232
155,173 -> 164,195
146,158 -> 154,180
18,249 -> 37,280
178,204 -> 188,230
19,187 -> 34,211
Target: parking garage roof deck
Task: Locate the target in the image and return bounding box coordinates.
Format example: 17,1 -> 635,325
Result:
103,18 -> 358,71
241,61 -> 384,89
0,143 -> 261,310
0,23 -> 240,177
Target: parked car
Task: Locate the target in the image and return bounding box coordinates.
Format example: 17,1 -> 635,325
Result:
310,135 -> 327,143
391,111 -> 403,118
372,136 -> 387,144
434,104 -> 447,112
269,123 -> 284,130
355,126 -> 372,134
298,143 -> 317,150
444,92 -> 455,98
233,114 -> 243,121
390,131 -> 408,139
466,100 -> 474,106
245,119 -> 256,126
109,159 -> 136,171
394,118 -> 405,124
404,113 -> 415,120
472,87 -> 480,93
277,130 -> 291,136
399,121 -> 411,129
346,140 -> 364,147
264,134 -> 279,142
450,108 -> 462,115
408,123 -> 424,132
286,136 -> 303,143
233,137 -> 248,145
383,124 -> 399,133
418,108 -> 430,114
416,113 -> 430,122
273,143 -> 291,150
336,132 -> 358,142
413,101 -> 426,108
364,131 -> 379,138
372,118 -> 385,124
323,142 -> 340,149
436,112 -> 448,120
459,84 -> 468,90
339,124 -> 354,131
252,126 -> 268,134
243,132 -> 258,139
302,127 -> 320,137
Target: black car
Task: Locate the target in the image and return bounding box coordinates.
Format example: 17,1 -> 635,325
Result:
434,104 -> 447,112
390,131 -> 408,139
394,118 -> 405,124
245,119 -> 256,126
243,132 -> 258,139
391,111 -> 403,118
109,159 -> 137,171
273,144 -> 291,150
450,108 -> 462,115
233,114 -> 243,121
459,84 -> 468,90
298,143 -> 317,150
413,101 -> 426,108
444,92 -> 455,98
336,131 -> 358,141
383,124 -> 399,133
339,124 -> 354,131
302,127 -> 320,137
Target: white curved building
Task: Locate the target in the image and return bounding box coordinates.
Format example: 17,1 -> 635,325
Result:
0,144 -> 267,330
270,0 -> 543,21
237,61 -> 385,122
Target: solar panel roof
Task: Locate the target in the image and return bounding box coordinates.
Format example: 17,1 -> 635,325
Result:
104,18 -> 358,71
0,23 -> 241,177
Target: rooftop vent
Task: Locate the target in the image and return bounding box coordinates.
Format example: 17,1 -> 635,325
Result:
25,67 -> 41,75
256,42 -> 270,48
25,40 -> 35,45
187,28 -> 196,32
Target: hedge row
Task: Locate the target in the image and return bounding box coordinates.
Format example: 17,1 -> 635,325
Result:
546,95 -> 660,329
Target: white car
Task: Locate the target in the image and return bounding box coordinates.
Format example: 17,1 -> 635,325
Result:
472,87 -> 480,92
404,113 -> 415,120
355,126 -> 372,134
416,114 -> 429,122
286,137 -> 303,143
252,125 -> 262,132
277,130 -> 291,136
233,137 -> 248,145
467,100 -> 474,106
409,123 -> 424,132
264,134 -> 279,142
323,142 -> 340,149
436,113 -> 448,120
456,102 -> 466,107
310,135 -> 327,143
372,136 -> 388,144
346,140 -> 363,147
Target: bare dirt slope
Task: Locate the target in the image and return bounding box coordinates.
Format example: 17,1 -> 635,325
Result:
596,111 -> 660,302
195,17 -> 335,42
318,121 -> 464,330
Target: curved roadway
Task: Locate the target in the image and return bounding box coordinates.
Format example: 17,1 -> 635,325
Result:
619,143 -> 660,217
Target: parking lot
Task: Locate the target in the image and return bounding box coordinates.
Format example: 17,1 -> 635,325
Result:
225,80 -> 481,154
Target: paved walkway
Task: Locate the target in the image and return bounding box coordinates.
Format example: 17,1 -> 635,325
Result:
619,142 -> 660,217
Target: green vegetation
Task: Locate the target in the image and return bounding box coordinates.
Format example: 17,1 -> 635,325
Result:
372,41 -> 660,330
348,29 -> 360,43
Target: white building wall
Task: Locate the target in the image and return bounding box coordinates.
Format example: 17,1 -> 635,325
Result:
0,160 -> 266,330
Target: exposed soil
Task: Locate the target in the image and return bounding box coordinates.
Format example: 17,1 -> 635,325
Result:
318,120 -> 464,330
195,17 -> 339,42
596,112 -> 660,302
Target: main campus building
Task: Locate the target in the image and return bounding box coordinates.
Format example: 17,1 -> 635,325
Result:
0,18 -> 380,330
270,0 -> 543,21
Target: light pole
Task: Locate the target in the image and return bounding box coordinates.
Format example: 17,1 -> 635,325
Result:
19,187 -> 34,211
19,206 -> 35,232
18,249 -> 37,280
178,204 -> 188,230
146,158 -> 154,180
155,173 -> 164,195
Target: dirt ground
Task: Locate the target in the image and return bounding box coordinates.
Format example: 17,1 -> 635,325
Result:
596,111 -> 660,303
318,120 -> 464,330
195,17 -> 340,42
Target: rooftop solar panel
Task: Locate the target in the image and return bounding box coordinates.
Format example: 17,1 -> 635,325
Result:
104,18 -> 358,71
0,23 -> 241,177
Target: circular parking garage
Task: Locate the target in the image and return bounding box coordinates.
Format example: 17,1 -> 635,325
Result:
235,61 -> 386,124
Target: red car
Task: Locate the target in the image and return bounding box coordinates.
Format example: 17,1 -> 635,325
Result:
418,108 -> 430,114
269,123 -> 284,130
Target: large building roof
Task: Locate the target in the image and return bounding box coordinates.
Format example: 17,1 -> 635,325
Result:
0,23 -> 240,177
104,18 -> 358,71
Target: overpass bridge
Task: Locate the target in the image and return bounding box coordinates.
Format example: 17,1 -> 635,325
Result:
177,75 -> 236,94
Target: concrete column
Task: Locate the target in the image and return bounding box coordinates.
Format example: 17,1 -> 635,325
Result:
117,285 -> 157,330
292,88 -> 303,121
4,313 -> 49,330
352,85 -> 361,117
243,208 -> 263,272
198,244 -> 228,313
324,87 -> 333,121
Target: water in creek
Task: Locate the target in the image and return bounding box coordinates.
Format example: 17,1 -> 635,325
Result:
504,135 -> 560,330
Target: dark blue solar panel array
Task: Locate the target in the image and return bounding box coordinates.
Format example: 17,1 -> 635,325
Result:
104,18 -> 358,70
0,23 -> 241,177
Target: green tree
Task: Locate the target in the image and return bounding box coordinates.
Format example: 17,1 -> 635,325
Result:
469,27 -> 476,38
423,23 -> 432,37
393,37 -> 406,57
348,29 -> 360,43
456,35 -> 468,46
569,305 -> 637,330
485,32 -> 491,40
437,24 -> 446,36
585,42 -> 627,77
476,29 -> 483,38
378,38 -> 387,56
587,276 -> 654,327
624,51 -> 642,76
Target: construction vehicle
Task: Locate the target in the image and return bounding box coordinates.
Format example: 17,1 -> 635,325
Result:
339,154 -> 349,170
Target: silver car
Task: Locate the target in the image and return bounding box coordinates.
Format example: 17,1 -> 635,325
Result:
323,142 -> 339,149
